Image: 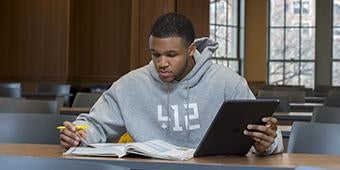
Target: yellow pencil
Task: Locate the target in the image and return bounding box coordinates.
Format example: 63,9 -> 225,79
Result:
56,125 -> 88,130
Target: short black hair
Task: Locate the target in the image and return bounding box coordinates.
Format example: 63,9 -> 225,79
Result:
149,12 -> 196,46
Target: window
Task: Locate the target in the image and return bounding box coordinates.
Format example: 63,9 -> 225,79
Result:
268,0 -> 316,88
293,0 -> 310,15
209,0 -> 244,74
294,22 -> 311,36
333,0 -> 340,85
301,22 -> 311,35
335,3 -> 340,16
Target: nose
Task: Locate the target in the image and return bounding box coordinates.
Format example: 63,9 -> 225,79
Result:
158,56 -> 169,68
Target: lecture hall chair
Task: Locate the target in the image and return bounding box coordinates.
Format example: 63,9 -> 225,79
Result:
0,113 -> 77,144
0,87 -> 21,98
0,83 -> 22,98
36,84 -> 71,106
287,121 -> 340,155
72,92 -> 101,107
323,96 -> 340,107
0,99 -> 59,114
257,89 -> 305,103
311,106 -> 340,123
0,82 -> 21,88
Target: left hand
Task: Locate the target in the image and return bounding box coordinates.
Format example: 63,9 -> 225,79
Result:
243,117 -> 278,153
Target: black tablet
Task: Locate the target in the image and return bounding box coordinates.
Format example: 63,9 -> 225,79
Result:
194,99 -> 279,157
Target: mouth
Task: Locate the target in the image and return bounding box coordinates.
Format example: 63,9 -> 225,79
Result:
159,71 -> 172,78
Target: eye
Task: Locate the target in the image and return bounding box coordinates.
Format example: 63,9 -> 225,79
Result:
151,53 -> 160,58
167,53 -> 178,58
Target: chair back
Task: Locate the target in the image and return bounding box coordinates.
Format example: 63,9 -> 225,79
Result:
36,84 -> 71,106
288,122 -> 340,155
257,96 -> 290,112
72,92 -> 101,107
314,85 -> 340,97
0,83 -> 21,88
0,99 -> 59,114
261,85 -> 305,91
324,96 -> 340,107
258,90 -> 305,103
328,90 -> 340,97
0,113 -> 64,144
0,87 -> 21,98
311,106 -> 340,123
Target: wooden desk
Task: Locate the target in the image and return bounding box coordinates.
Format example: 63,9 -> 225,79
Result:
274,112 -> 312,122
289,103 -> 323,112
60,107 -> 91,115
304,96 -> 325,103
1,144 -> 340,169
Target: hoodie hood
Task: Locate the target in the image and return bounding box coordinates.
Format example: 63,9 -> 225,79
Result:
149,37 -> 218,87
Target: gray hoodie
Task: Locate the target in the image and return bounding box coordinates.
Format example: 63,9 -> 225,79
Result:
74,37 -> 283,154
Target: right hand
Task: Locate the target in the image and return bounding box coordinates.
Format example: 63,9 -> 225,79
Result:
59,121 -> 87,149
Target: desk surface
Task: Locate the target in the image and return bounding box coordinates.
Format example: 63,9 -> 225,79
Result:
1,144 -> 340,169
289,103 -> 323,112
273,112 -> 312,121
289,103 -> 323,107
304,96 -> 325,103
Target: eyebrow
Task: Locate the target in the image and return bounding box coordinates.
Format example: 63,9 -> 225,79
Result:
150,49 -> 179,54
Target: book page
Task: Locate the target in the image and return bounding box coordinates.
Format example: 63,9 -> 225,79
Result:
127,139 -> 195,161
64,143 -> 127,158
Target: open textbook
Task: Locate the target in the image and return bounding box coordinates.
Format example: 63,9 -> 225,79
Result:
63,139 -> 195,161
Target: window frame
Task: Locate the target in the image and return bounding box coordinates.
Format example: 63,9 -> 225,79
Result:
209,0 -> 244,75
333,0 -> 340,85
267,0 -> 316,88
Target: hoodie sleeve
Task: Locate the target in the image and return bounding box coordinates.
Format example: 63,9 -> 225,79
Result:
225,78 -> 255,100
248,129 -> 284,155
73,86 -> 126,144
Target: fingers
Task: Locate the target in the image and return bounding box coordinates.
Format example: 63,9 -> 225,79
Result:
246,124 -> 277,138
63,121 -> 76,132
244,129 -> 276,144
243,117 -> 279,152
262,117 -> 278,131
251,136 -> 272,148
77,130 -> 87,138
60,134 -> 80,148
59,121 -> 83,149
262,117 -> 278,124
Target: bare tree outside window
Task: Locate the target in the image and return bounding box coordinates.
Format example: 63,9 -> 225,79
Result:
269,0 -> 315,88
210,0 -> 242,73
333,0 -> 340,85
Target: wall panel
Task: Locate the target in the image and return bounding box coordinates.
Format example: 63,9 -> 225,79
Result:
68,0 -> 132,86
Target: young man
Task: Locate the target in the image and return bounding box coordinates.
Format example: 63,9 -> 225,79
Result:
60,12 -> 283,155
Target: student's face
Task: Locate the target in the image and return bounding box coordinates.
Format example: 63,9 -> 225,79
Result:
149,36 -> 196,83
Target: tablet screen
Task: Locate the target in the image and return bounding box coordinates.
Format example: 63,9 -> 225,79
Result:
194,99 -> 279,157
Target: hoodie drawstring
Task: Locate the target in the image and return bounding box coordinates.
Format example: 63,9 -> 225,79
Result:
185,82 -> 190,140
166,83 -> 171,134
167,82 -> 192,140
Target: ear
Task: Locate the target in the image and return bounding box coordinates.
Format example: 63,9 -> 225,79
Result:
188,43 -> 196,57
